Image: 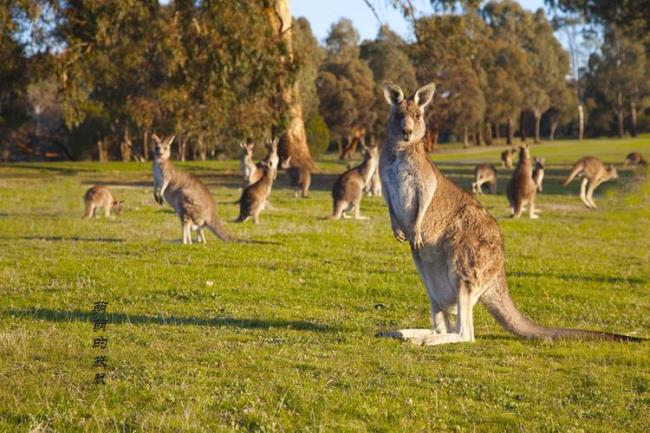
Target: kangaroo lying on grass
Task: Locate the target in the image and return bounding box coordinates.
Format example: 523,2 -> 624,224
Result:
561,156 -> 618,209
153,134 -> 233,244
624,152 -> 647,167
532,157 -> 545,192
330,144 -> 378,220
378,82 -> 640,346
83,186 -> 123,218
472,164 -> 497,195
507,145 -> 539,219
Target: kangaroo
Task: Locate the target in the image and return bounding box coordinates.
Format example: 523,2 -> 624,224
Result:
330,144 -> 379,220
532,157 -> 546,192
378,82 -> 640,346
471,164 -> 497,195
364,164 -> 382,197
624,152 -> 647,167
239,140 -> 259,186
234,155 -> 283,224
83,186 -> 123,218
506,145 -> 539,219
561,156 -> 618,209
501,148 -> 517,168
153,134 -> 233,244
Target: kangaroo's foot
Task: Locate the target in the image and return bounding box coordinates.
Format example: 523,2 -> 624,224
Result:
355,215 -> 369,220
377,329 -> 471,346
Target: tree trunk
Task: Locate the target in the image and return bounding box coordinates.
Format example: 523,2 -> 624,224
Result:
578,104 -> 584,140
463,126 -> 469,148
97,139 -> 109,162
475,129 -> 483,146
534,111 -> 541,144
268,0 -> 315,178
519,111 -> 526,143
197,134 -> 207,161
549,119 -> 559,141
495,123 -> 501,144
616,92 -> 624,138
179,135 -> 189,161
120,126 -> 132,162
143,131 -> 149,161
485,122 -> 493,145
630,100 -> 638,137
506,118 -> 513,145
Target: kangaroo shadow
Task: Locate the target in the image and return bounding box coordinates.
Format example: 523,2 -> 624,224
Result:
8,236 -> 125,243
6,308 -> 335,333
509,271 -> 646,286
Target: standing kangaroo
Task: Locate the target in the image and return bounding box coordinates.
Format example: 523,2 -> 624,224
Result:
501,148 -> 517,168
239,140 -> 258,186
561,156 -> 618,209
83,186 -> 123,219
532,157 -> 546,192
379,82 -> 639,346
153,134 -> 233,244
506,145 -> 539,219
330,144 -> 379,220
471,164 -> 497,195
234,154 -> 283,224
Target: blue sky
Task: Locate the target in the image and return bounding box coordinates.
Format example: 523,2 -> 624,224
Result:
293,0 -> 548,43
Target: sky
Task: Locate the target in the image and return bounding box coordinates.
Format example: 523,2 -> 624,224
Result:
293,0 -> 549,44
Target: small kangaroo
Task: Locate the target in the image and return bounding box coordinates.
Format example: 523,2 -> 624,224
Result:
378,82 -> 639,346
234,154 -> 284,224
471,164 -> 497,195
330,144 -> 379,220
532,157 -> 546,192
561,156 -> 618,209
153,134 -> 233,244
83,186 -> 123,218
501,148 -> 517,168
239,140 -> 259,186
506,145 -> 539,219
624,152 -> 647,167
364,164 -> 382,197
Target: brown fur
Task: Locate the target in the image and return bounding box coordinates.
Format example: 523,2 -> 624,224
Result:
378,82 -> 639,346
472,164 -> 497,195
506,145 -> 538,219
83,186 -> 122,218
153,134 -> 232,244
561,156 -> 618,208
624,152 -> 647,167
330,144 -> 378,220
532,157 -> 545,192
501,148 -> 517,168
235,158 -> 277,224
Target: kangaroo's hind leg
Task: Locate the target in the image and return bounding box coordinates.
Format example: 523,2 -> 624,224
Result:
579,177 -> 591,208
352,193 -> 368,220
586,180 -> 600,208
197,227 -> 207,244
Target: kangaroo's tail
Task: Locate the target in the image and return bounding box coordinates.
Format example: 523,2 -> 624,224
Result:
205,214 -> 234,242
480,272 -> 643,342
560,162 -> 583,186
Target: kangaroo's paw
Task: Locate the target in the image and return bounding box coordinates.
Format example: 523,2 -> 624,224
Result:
530,214 -> 539,219
393,228 -> 407,242
411,231 -> 423,250
355,215 -> 369,220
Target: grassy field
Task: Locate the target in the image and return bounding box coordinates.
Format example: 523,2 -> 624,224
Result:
1,137 -> 649,432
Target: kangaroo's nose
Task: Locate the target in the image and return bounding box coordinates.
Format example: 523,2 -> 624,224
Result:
402,128 -> 412,140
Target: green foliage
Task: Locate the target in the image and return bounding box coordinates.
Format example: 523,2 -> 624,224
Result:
304,113 -> 329,158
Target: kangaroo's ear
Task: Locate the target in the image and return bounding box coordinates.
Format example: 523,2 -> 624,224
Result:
414,83 -> 436,109
152,134 -> 161,144
239,141 -> 246,149
164,135 -> 176,146
272,137 -> 279,148
383,82 -> 404,106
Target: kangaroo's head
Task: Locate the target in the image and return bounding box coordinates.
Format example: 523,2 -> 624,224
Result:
362,143 -> 379,162
608,164 -> 618,180
263,138 -> 280,170
153,134 -> 175,161
517,143 -> 530,163
534,157 -> 546,170
383,82 -> 436,148
112,200 -> 124,215
240,141 -> 255,159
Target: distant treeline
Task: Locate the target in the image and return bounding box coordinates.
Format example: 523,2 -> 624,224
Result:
0,0 -> 648,161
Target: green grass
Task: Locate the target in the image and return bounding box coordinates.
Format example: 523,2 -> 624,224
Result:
0,137 -> 649,432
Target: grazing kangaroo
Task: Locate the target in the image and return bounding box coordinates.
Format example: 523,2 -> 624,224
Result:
378,82 -> 640,346
532,157 -> 546,192
234,155 -> 284,224
239,140 -> 259,186
501,148 -> 517,168
153,134 -> 233,244
561,156 -> 618,209
330,144 -> 379,220
83,186 -> 123,218
506,145 -> 539,219
472,164 -> 497,195
624,152 -> 647,167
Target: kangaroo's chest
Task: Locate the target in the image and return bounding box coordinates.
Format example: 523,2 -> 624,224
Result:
382,156 -> 421,228
153,163 -> 165,186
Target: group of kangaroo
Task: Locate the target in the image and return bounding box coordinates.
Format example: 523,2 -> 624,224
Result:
470,146 -> 644,217
81,81 -> 645,346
